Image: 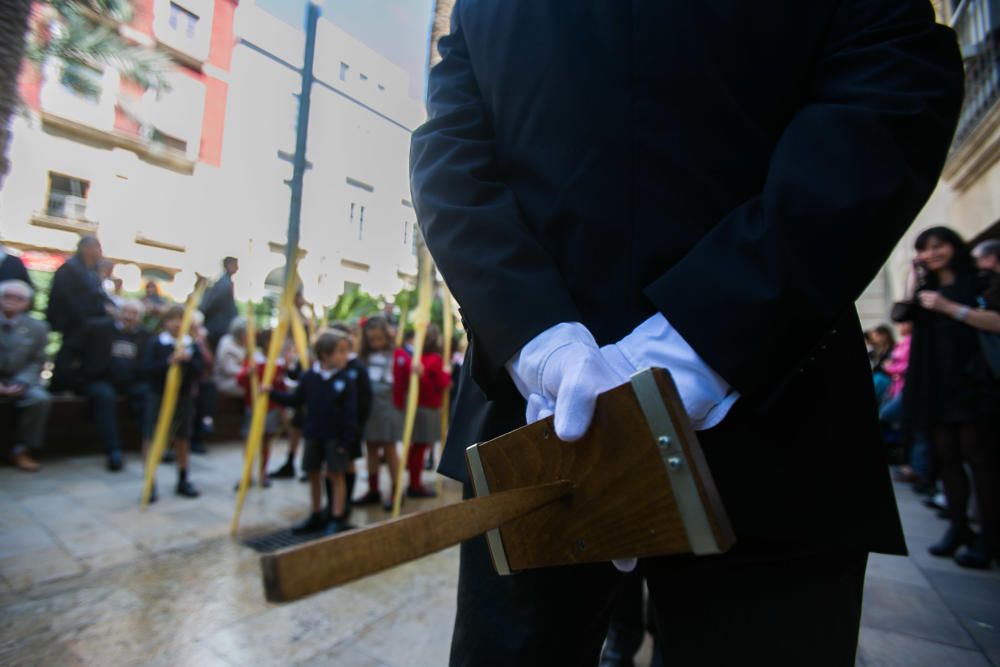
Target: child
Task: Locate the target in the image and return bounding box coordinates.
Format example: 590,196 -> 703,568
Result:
329,322 -> 373,519
271,291 -> 309,480
236,330 -> 287,488
393,324 -> 451,498
142,305 -> 203,500
355,315 -> 402,511
266,329 -> 357,534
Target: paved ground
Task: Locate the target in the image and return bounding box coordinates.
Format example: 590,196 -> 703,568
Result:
0,444 -> 997,666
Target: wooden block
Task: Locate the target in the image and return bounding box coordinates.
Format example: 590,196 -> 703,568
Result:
260,368 -> 733,602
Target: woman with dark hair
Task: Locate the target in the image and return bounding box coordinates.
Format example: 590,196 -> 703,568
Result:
895,226 -> 998,569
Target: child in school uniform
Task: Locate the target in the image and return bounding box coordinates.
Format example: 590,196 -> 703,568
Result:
392,324 -> 451,498
356,315 -> 403,511
266,329 -> 357,534
329,322 -> 373,520
142,305 -> 203,500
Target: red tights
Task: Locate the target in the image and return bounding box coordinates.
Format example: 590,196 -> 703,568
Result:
408,442 -> 430,491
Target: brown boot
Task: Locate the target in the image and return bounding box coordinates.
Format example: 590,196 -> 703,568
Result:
11,450 -> 40,472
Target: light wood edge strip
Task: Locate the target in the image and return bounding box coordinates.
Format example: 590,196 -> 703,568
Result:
466,442 -> 513,575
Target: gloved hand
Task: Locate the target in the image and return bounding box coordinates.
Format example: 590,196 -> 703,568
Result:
507,323 -> 630,441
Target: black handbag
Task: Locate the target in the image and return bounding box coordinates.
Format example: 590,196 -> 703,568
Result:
890,300 -> 917,323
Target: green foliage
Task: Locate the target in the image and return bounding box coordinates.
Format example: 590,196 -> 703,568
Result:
326,285 -> 380,325
27,0 -> 173,96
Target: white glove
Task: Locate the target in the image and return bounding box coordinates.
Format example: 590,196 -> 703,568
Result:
507,323 -> 629,441
609,314 -> 738,431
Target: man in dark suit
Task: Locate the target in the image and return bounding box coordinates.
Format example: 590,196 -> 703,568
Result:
0,280 -> 51,472
410,2 -> 965,665
200,256 -> 239,352
46,236 -> 114,392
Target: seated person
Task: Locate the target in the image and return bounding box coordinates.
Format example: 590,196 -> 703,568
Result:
80,300 -> 151,472
0,280 -> 51,472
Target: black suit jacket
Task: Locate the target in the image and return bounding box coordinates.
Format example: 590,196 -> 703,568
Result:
46,255 -> 110,336
411,0 -> 964,555
200,274 -> 238,340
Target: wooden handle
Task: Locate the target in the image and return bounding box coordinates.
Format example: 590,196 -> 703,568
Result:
261,480 -> 573,602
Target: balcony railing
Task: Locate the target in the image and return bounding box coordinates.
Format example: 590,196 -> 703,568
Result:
951,0 -> 1000,150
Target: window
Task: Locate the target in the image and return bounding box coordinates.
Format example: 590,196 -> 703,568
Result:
339,62 -> 350,81
402,220 -> 410,246
358,205 -> 365,240
377,83 -> 385,92
360,73 -> 369,82
47,173 -> 90,220
59,62 -> 103,103
151,128 -> 187,153
168,2 -> 198,39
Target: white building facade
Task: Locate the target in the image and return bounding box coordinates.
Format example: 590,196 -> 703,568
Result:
221,1 -> 424,305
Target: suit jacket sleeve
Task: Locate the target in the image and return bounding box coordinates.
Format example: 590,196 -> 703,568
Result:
643,0 -> 963,397
410,1 -> 582,397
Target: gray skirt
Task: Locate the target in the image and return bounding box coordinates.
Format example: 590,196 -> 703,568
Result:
364,390 -> 402,443
412,406 -> 441,444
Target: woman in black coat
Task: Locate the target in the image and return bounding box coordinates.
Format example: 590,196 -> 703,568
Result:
896,226 -> 998,569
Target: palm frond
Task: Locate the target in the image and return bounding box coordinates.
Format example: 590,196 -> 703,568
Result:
32,1 -> 173,92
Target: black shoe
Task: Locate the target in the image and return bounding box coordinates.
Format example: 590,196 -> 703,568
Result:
143,485 -> 158,504
299,473 -> 309,483
161,450 -> 176,464
955,546 -> 994,570
176,479 -> 200,498
406,486 -> 437,499
355,490 -> 382,506
270,460 -> 295,479
191,442 -> 208,455
382,495 -> 399,512
928,525 -> 976,557
106,450 -> 124,472
292,511 -> 327,534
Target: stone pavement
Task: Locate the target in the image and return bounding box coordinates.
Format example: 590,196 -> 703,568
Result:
0,445 -> 997,666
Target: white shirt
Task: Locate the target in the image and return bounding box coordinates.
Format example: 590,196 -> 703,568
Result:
507,315 -> 739,431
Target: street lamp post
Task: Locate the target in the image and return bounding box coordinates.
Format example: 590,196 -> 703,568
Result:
284,0 -> 321,280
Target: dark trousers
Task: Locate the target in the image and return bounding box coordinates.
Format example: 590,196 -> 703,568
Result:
82,381 -> 148,454
601,570 -> 646,666
0,386 -> 51,452
191,379 -> 217,446
932,420 -> 998,553
450,501 -> 868,667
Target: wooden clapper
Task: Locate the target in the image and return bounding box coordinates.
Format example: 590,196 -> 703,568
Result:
261,368 -> 735,603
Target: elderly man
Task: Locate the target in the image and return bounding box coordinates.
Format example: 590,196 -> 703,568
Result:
80,300 -> 151,472
0,280 -> 51,472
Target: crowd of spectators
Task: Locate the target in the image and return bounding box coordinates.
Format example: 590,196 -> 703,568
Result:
0,236 -> 464,534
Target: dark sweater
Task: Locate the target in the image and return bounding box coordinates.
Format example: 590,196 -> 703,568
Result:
343,357 -> 373,437
270,367 -> 358,445
105,325 -> 151,389
142,334 -> 204,396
